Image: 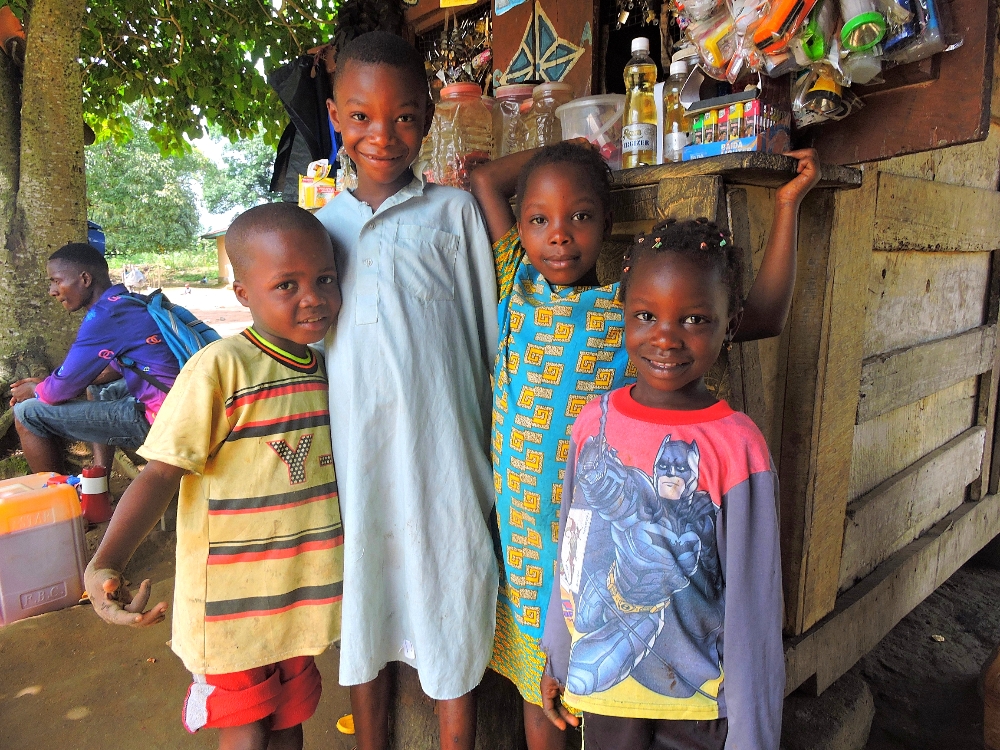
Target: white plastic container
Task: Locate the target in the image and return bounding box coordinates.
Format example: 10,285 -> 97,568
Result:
555,94 -> 626,170
0,474 -> 87,625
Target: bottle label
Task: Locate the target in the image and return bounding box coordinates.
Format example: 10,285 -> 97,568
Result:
664,131 -> 689,156
622,123 -> 656,154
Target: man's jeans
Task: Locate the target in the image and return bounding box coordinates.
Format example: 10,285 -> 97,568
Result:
14,380 -> 150,449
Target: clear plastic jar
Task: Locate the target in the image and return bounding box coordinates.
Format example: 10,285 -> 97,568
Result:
525,82 -> 574,149
492,84 -> 534,158
422,82 -> 493,191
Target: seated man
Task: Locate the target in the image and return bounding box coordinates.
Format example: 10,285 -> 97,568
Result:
9,243 -> 180,474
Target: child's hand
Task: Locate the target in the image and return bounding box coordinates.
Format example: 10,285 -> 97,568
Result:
776,149 -> 821,208
540,673 -> 580,730
85,562 -> 167,627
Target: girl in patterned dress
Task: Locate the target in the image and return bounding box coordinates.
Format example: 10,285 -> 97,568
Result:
470,141 -> 819,750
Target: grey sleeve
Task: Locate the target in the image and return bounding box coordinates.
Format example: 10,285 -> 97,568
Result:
540,438 -> 578,684
719,469 -> 784,750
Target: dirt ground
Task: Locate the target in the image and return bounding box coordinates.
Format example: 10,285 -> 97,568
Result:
0,534 -> 354,750
859,555 -> 1000,750
158,285 -> 253,339
3,530 -> 998,750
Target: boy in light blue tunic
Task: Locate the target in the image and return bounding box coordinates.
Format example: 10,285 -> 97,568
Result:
315,32 -> 498,750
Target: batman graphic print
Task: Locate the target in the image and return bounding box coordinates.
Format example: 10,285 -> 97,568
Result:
561,393 -> 724,702
543,386 -> 785,743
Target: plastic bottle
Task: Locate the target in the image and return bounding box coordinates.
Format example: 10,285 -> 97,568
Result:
622,37 -> 658,169
663,57 -> 691,163
422,82 -> 493,191
80,465 -> 113,524
492,84 -> 533,158
525,82 -> 575,149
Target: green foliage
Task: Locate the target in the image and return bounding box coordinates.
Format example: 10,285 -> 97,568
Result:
203,133 -> 281,214
86,123 -> 203,256
76,0 -> 341,153
106,242 -> 219,285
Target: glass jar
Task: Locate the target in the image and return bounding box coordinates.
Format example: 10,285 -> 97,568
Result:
525,82 -> 574,149
422,82 -> 493,191
492,84 -> 534,158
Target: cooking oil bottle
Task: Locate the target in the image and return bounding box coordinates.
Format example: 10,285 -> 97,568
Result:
622,37 -> 658,169
663,54 -> 692,163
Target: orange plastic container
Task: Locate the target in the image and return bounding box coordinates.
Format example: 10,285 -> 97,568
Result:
0,473 -> 86,625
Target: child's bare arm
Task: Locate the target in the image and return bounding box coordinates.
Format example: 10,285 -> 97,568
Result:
470,149 -> 538,244
735,149 -> 821,342
85,460 -> 185,627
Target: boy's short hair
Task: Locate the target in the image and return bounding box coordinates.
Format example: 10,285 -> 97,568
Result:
333,31 -> 427,96
49,243 -> 111,283
226,203 -> 330,281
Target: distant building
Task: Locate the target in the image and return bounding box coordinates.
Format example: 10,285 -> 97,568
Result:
200,228 -> 232,288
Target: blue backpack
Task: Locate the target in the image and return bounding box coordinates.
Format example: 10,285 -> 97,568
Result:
117,289 -> 221,392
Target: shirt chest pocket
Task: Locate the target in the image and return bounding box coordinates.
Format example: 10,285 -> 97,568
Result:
392,224 -> 459,303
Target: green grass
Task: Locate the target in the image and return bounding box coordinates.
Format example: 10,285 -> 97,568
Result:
107,243 -> 222,286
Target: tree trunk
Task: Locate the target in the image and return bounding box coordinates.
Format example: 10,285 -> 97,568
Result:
0,0 -> 86,387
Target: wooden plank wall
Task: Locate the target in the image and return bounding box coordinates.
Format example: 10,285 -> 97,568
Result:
785,124 -> 1000,694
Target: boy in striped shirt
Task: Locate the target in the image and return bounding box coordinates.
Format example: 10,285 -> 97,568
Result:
86,203 -> 344,750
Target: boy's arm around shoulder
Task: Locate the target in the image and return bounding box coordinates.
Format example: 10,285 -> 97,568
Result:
736,149 -> 821,342
86,460 -> 184,627
718,442 -> 783,750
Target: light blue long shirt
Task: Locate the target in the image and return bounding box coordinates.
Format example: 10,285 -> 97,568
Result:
316,175 -> 500,700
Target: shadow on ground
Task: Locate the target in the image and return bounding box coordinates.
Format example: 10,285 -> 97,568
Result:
859,558 -> 1000,750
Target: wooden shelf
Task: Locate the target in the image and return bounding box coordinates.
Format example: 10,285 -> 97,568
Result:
610,153 -> 862,191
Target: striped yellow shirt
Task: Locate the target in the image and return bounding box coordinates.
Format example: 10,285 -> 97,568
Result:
139,329 -> 343,674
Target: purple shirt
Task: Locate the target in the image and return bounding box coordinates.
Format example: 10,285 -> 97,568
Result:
35,284 -> 180,422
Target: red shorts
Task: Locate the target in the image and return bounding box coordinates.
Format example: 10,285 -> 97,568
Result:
182,656 -> 322,733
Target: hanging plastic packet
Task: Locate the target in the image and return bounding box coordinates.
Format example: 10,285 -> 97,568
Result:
876,0 -> 914,24
841,47 -> 884,84
675,0 -> 726,22
791,63 -> 863,127
881,0 -> 921,56
751,0 -> 820,57
684,8 -> 740,79
791,0 -> 836,66
839,0 -> 886,53
883,0 -> 961,66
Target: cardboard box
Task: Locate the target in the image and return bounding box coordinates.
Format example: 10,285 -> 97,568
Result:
680,68 -> 792,162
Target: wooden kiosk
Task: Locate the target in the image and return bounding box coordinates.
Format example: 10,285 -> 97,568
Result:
388,0 -> 1000,746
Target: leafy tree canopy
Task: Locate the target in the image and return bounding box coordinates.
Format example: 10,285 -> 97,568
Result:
9,0 -> 340,153
202,131 -> 281,215
86,120 -> 203,255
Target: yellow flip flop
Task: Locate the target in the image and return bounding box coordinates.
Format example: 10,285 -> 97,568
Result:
336,714 -> 355,735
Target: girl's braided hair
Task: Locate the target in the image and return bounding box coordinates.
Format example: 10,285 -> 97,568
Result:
619,218 -> 745,314
515,140 -> 613,218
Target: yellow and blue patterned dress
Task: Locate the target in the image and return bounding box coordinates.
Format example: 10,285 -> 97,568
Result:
489,228 -> 634,704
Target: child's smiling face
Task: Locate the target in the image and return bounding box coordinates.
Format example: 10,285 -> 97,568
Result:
624,251 -> 739,410
517,163 -> 612,287
328,61 -> 432,208
233,229 -> 341,357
